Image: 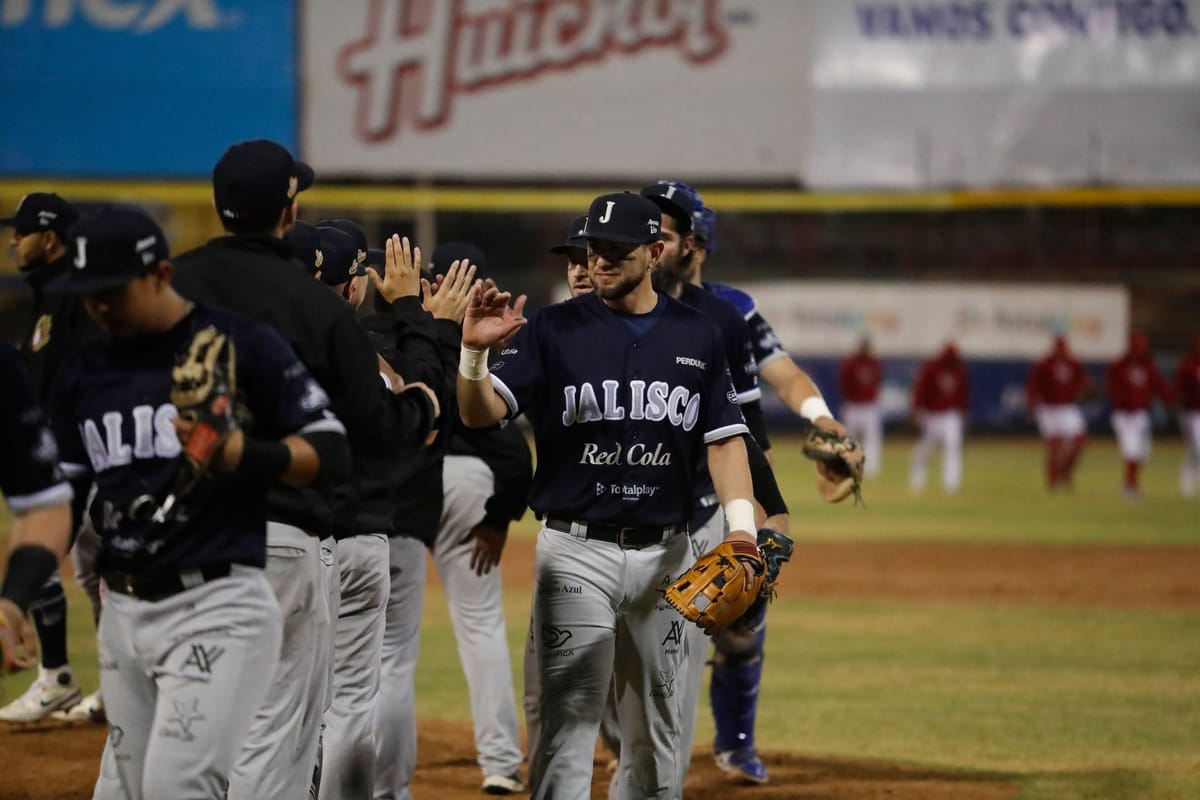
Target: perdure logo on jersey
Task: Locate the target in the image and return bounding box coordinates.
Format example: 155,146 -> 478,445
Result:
80,404 -> 181,472
562,380 -> 700,431
675,356 -> 706,369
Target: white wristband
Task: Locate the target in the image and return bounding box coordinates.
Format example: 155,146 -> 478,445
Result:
800,395 -> 833,422
458,344 -> 489,381
723,498 -> 756,534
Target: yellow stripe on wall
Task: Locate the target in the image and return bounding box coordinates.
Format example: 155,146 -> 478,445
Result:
1,181 -> 1197,213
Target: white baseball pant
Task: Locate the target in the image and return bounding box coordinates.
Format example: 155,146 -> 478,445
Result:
909,410 -> 964,493
227,524 -> 336,800
374,535 -> 427,800
1181,412 -> 1200,496
92,567 -> 282,800
320,533 -> 390,800
433,455 -> 524,780
842,402 -> 883,477
530,525 -> 693,800
1111,410 -> 1152,462
1036,404 -> 1086,439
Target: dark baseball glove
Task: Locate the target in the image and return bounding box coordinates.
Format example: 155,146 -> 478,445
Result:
801,426 -> 865,504
730,528 -> 795,632
153,326 -> 239,523
664,540 -> 765,635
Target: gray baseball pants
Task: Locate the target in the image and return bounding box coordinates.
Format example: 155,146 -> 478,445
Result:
530,525 -> 693,800
433,455 -> 523,779
227,523 -> 337,800
374,535 -> 426,800
321,533 -> 389,799
92,566 -> 281,799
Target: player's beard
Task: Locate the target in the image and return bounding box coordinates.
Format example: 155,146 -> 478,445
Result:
595,269 -> 645,301
651,250 -> 683,294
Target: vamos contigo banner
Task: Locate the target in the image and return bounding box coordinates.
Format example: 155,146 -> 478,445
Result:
301,0 -> 813,179
806,0 -> 1200,188
745,282 -> 1130,360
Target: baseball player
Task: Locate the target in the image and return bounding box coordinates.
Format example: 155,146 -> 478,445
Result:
839,337 -> 884,478
368,247 -> 475,800
307,224 -> 443,798
458,191 -> 759,799
909,343 -> 970,493
1026,335 -> 1093,491
1107,332 -> 1170,499
172,139 -> 438,800
425,241 -> 532,795
0,192 -> 100,724
672,183 -> 835,784
1174,332 -> 1200,498
45,206 -> 350,799
0,340 -> 73,675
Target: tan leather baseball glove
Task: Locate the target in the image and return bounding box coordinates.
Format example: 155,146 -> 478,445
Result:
664,539 -> 765,635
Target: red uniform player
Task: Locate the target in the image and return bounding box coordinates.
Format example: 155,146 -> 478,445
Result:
839,337 -> 884,478
1106,332 -> 1170,498
909,343 -> 970,493
1026,335 -> 1093,491
1172,332 -> 1200,498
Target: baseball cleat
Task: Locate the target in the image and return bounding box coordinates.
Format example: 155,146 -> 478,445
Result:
53,688 -> 106,723
481,772 -> 525,795
0,666 -> 82,723
714,747 -> 769,784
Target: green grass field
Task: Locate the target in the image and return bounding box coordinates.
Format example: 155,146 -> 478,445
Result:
3,436 -> 1198,799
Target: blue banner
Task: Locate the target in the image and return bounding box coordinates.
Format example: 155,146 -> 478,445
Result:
0,0 -> 295,177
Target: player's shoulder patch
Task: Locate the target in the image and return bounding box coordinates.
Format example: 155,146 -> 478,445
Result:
704,282 -> 757,319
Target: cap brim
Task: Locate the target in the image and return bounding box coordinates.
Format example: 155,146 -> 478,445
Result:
44,272 -> 137,294
0,216 -> 17,227
295,161 -> 315,192
366,247 -> 386,266
549,240 -> 588,255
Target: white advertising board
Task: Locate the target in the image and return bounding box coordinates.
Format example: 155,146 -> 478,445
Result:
743,281 -> 1130,359
301,0 -> 812,179
806,0 -> 1200,188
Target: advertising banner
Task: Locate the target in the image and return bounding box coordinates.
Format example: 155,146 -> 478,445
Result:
743,281 -> 1129,360
301,0 -> 813,179
806,0 -> 1200,188
0,0 -> 296,177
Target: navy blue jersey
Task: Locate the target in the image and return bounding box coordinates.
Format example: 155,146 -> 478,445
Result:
0,342 -> 72,515
704,282 -> 789,370
48,305 -> 344,574
489,292 -> 747,527
679,283 -> 759,404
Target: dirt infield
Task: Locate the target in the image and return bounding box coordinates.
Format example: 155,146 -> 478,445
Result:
1,718 -> 1017,800
6,539 -> 1196,799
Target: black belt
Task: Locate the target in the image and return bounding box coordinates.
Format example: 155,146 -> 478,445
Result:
545,518 -> 685,550
102,564 -> 232,602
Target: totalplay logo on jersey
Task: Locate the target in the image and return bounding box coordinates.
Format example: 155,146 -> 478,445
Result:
562,380 -> 701,431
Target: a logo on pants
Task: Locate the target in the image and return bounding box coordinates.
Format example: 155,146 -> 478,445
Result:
181,643 -> 225,676
160,697 -> 205,743
662,620 -> 684,649
540,625 -> 572,649
651,670 -> 676,699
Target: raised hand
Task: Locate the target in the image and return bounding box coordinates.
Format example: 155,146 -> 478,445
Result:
422,259 -> 478,323
462,283 -> 527,350
368,234 -> 421,303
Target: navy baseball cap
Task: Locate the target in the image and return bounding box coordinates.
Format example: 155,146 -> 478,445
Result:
212,139 -> 314,230
46,206 -> 169,294
640,182 -> 695,235
0,192 -> 78,237
431,240 -> 487,278
549,215 -> 588,255
693,206 -> 717,253
289,220 -> 324,276
316,218 -> 368,267
583,192 -> 662,245
315,226 -> 364,287
365,247 -> 386,272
